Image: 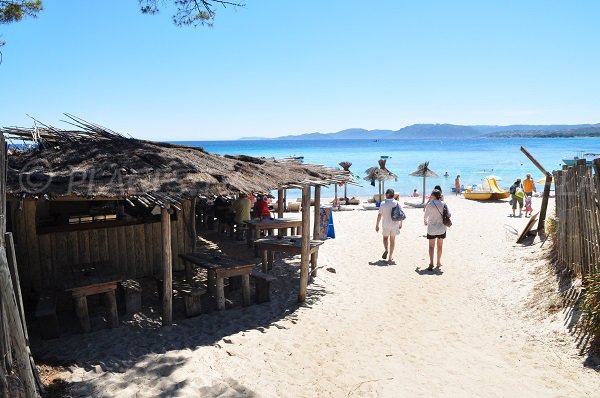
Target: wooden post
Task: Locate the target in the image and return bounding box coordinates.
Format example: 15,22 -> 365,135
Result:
191,197 -> 197,252
537,173 -> 553,231
298,185 -> 311,303
313,185 -> 321,240
0,247 -> 39,398
4,233 -> 27,344
520,146 -> 552,231
161,206 -> 173,326
277,188 -> 284,218
334,184 -> 338,204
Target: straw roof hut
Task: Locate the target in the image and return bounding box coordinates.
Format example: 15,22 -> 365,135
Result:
1,117 -> 351,326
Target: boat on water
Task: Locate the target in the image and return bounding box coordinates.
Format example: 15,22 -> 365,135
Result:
284,155 -> 304,163
562,152 -> 600,166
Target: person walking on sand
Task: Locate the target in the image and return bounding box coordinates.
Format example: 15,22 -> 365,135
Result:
509,179 -> 524,217
424,189 -> 450,271
523,173 -> 536,197
375,188 -> 403,264
455,175 -> 461,195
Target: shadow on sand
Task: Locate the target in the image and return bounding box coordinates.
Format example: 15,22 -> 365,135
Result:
414,266 -> 444,276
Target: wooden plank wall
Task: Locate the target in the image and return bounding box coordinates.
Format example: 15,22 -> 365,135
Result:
553,158 -> 600,277
10,199 -> 195,293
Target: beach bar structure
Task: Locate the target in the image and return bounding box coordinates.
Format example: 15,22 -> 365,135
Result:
1,118 -> 351,328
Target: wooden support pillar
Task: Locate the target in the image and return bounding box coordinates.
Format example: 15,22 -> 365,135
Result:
520,146 -> 552,232
191,197 -> 197,252
334,184 -> 338,204
537,173 -> 553,231
313,185 -> 321,240
298,185 -> 311,303
0,247 -> 39,398
161,206 -> 173,326
277,188 -> 284,218
4,233 -> 27,344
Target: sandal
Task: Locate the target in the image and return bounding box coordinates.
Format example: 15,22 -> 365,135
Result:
427,264 -> 434,271
382,250 -> 388,259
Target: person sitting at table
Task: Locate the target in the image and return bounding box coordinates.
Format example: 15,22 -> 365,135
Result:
231,193 -> 252,239
254,195 -> 272,221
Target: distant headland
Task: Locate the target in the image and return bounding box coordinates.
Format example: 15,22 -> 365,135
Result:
239,123 -> 600,140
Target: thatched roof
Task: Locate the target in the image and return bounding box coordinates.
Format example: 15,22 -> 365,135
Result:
364,159 -> 398,182
2,117 -> 351,206
409,161 -> 438,178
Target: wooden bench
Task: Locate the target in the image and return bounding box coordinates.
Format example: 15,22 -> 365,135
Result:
35,291 -> 59,340
118,279 -> 142,315
251,271 -> 277,304
179,284 -> 207,317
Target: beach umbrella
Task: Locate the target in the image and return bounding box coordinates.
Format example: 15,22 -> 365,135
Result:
536,176 -> 555,184
339,161 -> 354,199
409,161 -> 439,204
364,159 -> 398,199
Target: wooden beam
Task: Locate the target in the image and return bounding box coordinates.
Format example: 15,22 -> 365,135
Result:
537,174 -> 554,231
520,146 -> 549,175
298,186 -> 311,303
4,233 -> 27,344
313,185 -> 321,240
277,189 -> 284,218
161,206 -> 173,326
191,198 -> 197,252
0,248 -> 39,398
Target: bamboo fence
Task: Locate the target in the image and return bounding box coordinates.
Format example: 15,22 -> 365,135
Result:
553,158 -> 600,277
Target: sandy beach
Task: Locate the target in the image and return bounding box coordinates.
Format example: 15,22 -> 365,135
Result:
33,195 -> 600,397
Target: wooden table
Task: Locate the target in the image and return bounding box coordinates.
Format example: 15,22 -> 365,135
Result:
245,218 -> 303,248
179,252 -> 258,311
62,265 -> 120,333
254,235 -> 324,275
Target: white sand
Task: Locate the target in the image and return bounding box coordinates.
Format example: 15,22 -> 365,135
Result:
36,196 -> 600,397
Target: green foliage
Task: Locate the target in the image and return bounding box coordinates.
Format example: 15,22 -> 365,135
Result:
580,272 -> 600,343
546,216 -> 557,236
139,0 -> 244,26
0,0 -> 42,24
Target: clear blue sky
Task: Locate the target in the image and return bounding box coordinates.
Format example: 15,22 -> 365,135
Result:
1,0 -> 599,140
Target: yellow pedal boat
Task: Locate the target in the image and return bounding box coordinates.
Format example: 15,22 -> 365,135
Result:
464,189 -> 493,200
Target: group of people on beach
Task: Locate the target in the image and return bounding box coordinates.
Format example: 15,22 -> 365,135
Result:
375,186 -> 450,271
509,174 -> 536,217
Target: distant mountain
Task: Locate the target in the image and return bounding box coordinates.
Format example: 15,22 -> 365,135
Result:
275,128 -> 396,140
483,124 -> 600,138
239,123 -> 600,140
393,124 -> 480,139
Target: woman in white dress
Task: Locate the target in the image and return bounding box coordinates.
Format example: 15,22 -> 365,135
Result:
424,189 -> 450,271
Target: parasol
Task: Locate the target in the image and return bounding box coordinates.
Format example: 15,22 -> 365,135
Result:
409,161 -> 439,204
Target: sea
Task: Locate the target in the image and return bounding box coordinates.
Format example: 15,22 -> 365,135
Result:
174,138 -> 600,198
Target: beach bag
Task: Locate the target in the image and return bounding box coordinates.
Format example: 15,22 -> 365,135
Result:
515,187 -> 525,199
435,203 -> 452,227
442,205 -> 452,227
391,203 -> 406,221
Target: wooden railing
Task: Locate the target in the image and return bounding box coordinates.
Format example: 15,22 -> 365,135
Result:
553,158 -> 600,276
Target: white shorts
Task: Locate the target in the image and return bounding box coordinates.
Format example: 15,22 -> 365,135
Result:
382,225 -> 400,236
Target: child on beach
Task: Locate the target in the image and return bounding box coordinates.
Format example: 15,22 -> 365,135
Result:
524,195 -> 533,217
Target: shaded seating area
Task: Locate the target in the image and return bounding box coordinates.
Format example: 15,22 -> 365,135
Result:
2,116 -> 353,338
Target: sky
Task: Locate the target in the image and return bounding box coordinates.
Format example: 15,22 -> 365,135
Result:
1,0 -> 600,140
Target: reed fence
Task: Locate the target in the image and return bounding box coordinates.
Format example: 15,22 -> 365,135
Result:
553,158 -> 600,277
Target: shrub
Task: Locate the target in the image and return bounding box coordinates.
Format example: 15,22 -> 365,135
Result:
580,272 -> 600,343
546,215 -> 557,236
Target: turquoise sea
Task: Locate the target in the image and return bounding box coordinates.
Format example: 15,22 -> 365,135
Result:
174,138 -> 600,198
